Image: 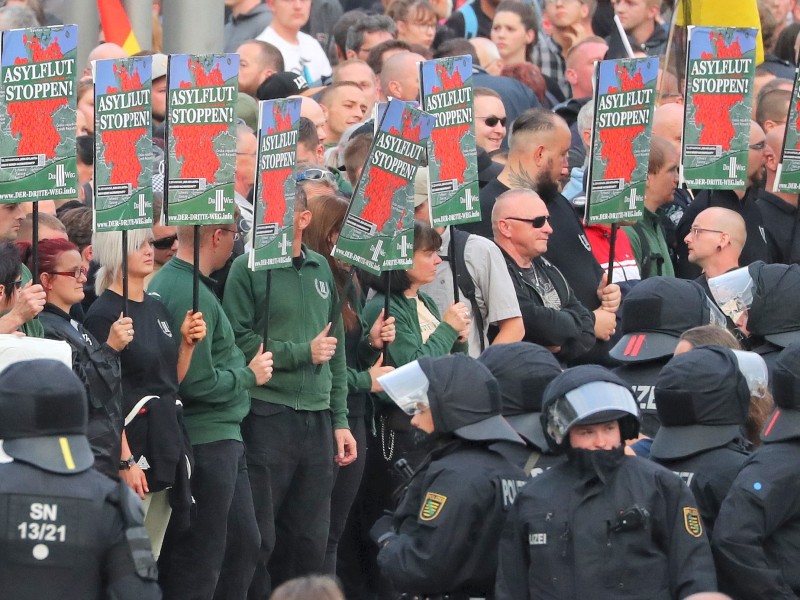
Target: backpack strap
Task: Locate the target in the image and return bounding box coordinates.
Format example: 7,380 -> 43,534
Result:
447,228 -> 485,351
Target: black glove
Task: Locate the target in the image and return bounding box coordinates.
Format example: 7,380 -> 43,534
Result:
370,514 -> 395,547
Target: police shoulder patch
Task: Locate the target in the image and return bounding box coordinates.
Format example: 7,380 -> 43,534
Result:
683,506 -> 702,538
419,492 -> 447,521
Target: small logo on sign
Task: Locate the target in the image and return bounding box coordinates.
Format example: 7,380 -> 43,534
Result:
419,492 -> 447,521
683,507 -> 702,538
158,319 -> 173,337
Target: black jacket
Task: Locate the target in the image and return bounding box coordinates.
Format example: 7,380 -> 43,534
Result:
498,248 -> 595,363
0,460 -> 160,599
39,305 -> 123,478
496,446 -> 717,600
713,440 -> 800,598
377,439 -> 527,596
652,441 -> 751,537
605,22 -> 668,59
757,189 -> 800,265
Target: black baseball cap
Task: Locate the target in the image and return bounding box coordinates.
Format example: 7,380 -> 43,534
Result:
0,360 -> 94,474
256,72 -> 310,100
610,277 -> 726,363
651,346 -> 750,460
478,342 -> 562,449
761,342 -> 800,442
748,262 -> 800,348
418,355 -> 523,445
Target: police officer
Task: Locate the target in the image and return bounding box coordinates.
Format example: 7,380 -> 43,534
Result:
370,354 -> 527,599
478,341 -> 565,477
610,277 -> 727,451
495,365 -> 717,600
0,359 -> 161,600
712,342 -> 800,598
650,346 -> 754,535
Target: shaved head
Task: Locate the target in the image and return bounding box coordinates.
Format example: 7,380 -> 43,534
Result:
380,51 -> 424,101
652,103 -> 685,155
702,207 -> 747,251
469,37 -> 501,67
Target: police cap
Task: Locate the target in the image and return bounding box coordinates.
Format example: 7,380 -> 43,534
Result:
761,342 -> 800,442
417,354 -> 524,445
651,346 -> 750,460
478,342 -> 562,450
748,262 -> 800,348
0,360 -> 94,474
610,277 -> 725,363
542,365 -> 640,452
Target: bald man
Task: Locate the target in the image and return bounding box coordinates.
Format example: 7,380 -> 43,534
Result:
759,126 -> 800,264
492,188 -> 595,362
332,59 -> 378,116
464,108 -> 621,363
379,51 -> 424,102
675,121 -> 773,278
652,103 -> 684,156
686,207 -> 746,279
292,95 -> 328,145
469,37 -> 502,73
84,42 -> 127,78
656,68 -> 683,105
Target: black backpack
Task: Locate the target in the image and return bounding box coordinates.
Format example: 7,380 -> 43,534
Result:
443,228 -> 486,351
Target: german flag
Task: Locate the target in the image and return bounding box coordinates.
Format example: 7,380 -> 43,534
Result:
98,0 -> 142,55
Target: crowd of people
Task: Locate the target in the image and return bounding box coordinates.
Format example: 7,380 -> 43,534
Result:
1,0 -> 800,599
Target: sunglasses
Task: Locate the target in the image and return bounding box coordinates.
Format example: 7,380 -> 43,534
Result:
50,267 -> 88,280
296,168 -> 335,184
478,116 -> 507,128
152,234 -> 178,250
505,215 -> 552,228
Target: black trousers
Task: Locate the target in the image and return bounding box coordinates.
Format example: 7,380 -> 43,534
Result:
243,403 -> 335,600
160,439 -> 260,600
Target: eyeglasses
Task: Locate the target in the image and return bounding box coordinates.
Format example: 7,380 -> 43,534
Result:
477,116 -> 507,128
152,234 -> 178,250
505,215 -> 552,228
50,267 -> 88,280
409,21 -> 436,31
219,228 -> 241,242
749,141 -> 766,150
689,226 -> 724,237
296,168 -> 335,184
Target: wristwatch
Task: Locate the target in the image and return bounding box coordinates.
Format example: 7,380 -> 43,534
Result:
119,455 -> 136,470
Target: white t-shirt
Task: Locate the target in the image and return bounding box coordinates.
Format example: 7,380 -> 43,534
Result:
256,26 -> 332,84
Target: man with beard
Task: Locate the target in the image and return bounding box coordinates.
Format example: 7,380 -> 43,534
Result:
675,121 -> 773,278
462,108 -> 620,365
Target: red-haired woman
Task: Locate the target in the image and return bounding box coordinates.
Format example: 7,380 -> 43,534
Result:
30,238 -> 133,479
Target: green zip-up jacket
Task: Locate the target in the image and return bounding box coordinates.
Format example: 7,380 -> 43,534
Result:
222,248 -> 349,429
624,207 -> 675,279
148,258 -> 256,444
363,291 -> 468,370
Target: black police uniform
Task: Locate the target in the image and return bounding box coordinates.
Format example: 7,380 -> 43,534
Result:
495,366 -> 717,600
712,343 -> 800,598
613,360 -> 666,440
374,355 -> 527,598
0,359 -> 160,600
650,346 -> 752,535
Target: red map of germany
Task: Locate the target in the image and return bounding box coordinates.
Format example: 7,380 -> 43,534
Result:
101,64 -> 145,186
260,104 -> 293,224
600,64 -> 646,181
430,63 -> 469,180
694,33 -> 744,149
361,110 -> 422,232
8,35 -> 66,158
173,59 -> 228,181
